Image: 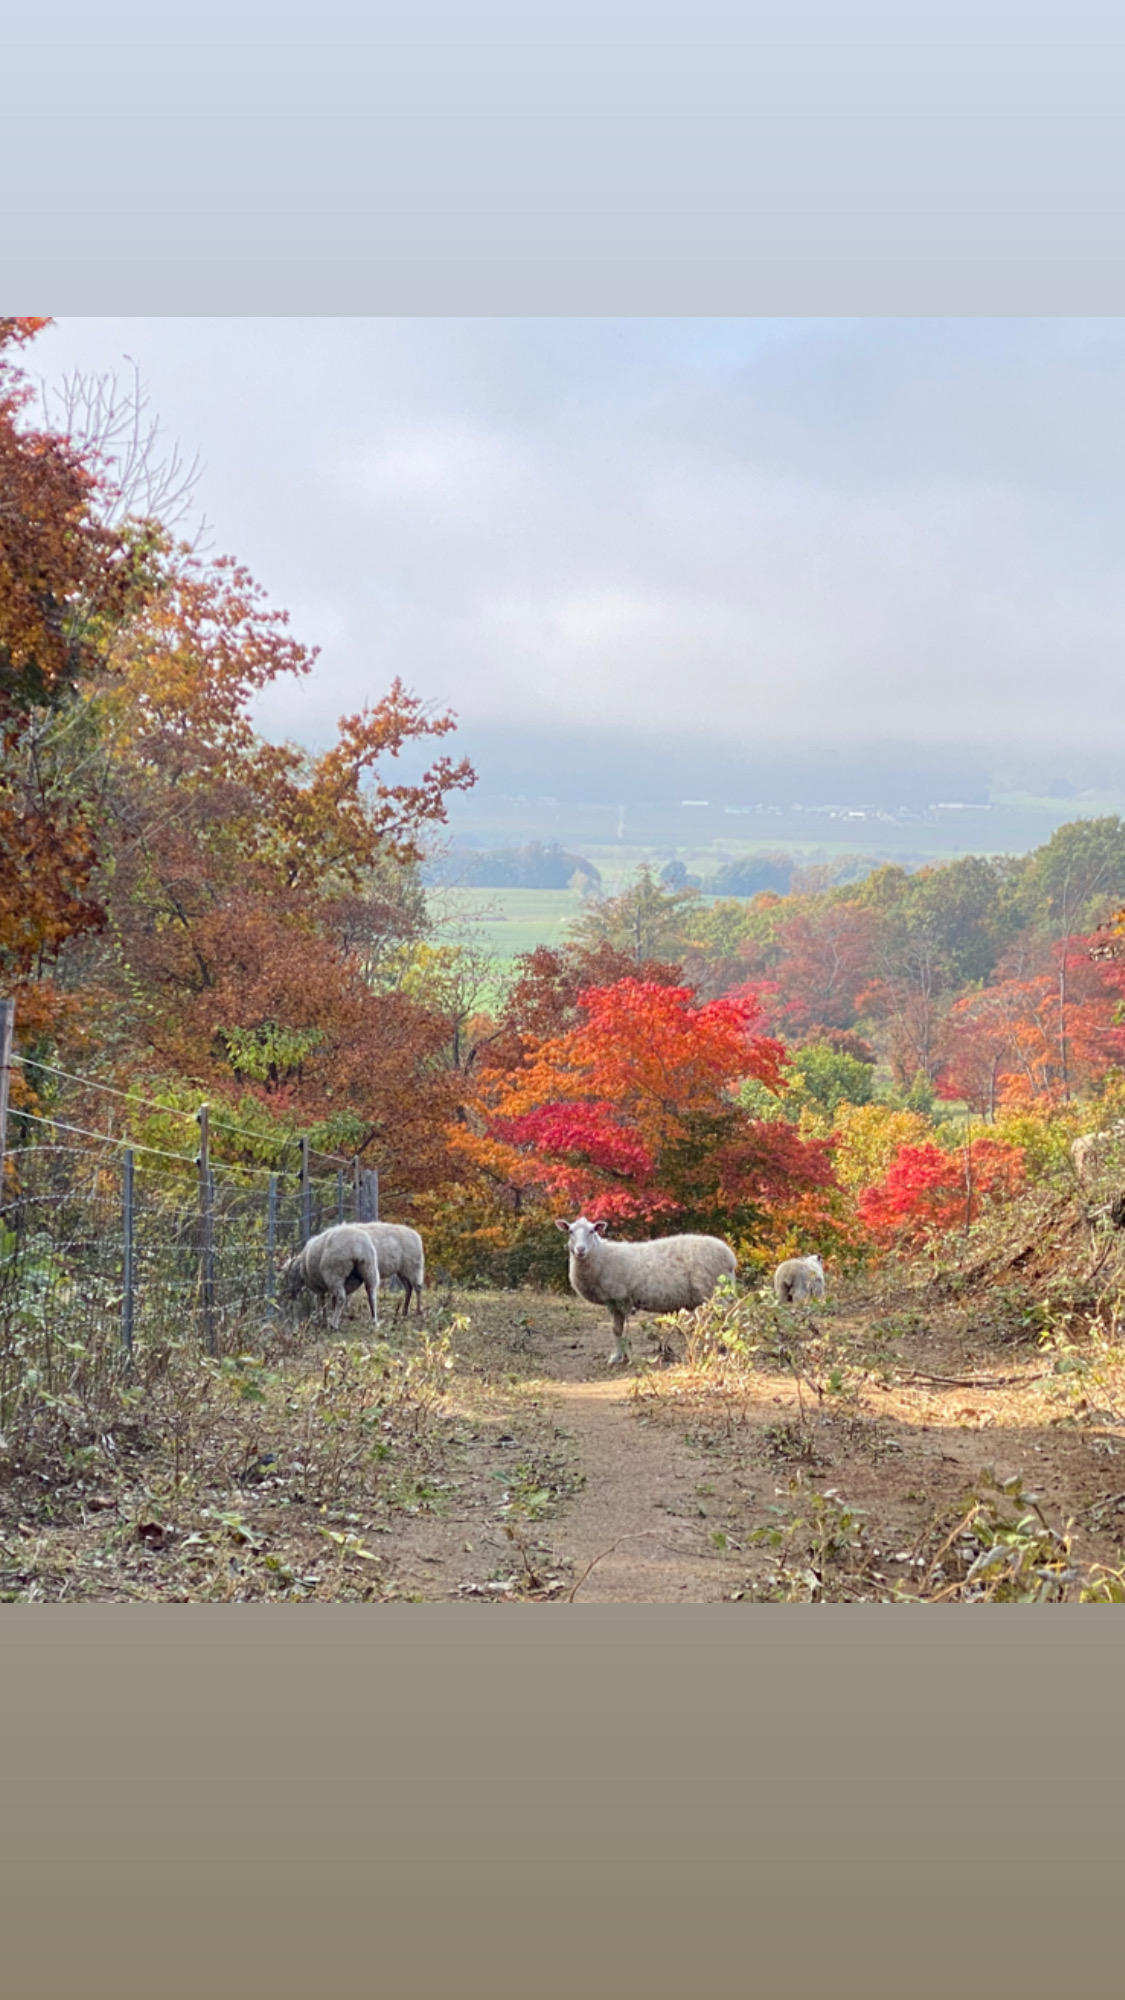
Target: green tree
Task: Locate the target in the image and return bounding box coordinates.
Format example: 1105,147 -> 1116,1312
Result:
793,1042 -> 876,1116
567,864 -> 702,966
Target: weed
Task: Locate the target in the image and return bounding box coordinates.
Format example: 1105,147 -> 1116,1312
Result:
744,1484 -> 877,1601
906,1471 -> 1079,1603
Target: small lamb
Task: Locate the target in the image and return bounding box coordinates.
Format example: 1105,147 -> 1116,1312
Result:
280,1224 -> 380,1331
353,1221 -> 425,1319
557,1215 -> 737,1366
773,1254 -> 826,1306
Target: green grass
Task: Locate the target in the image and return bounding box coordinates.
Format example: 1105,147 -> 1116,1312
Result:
434,887 -> 585,963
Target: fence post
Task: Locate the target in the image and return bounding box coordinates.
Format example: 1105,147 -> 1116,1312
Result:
0,996 -> 13,1209
358,1168 -> 379,1222
336,1167 -> 345,1223
352,1154 -> 360,1220
300,1136 -> 311,1245
122,1148 -> 135,1358
196,1103 -> 216,1355
266,1172 -> 278,1315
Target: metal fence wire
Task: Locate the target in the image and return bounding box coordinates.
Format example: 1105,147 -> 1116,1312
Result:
0,1083 -> 380,1418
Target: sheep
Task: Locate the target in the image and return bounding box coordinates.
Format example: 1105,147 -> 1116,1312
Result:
353,1222 -> 425,1319
1071,1121 -> 1125,1184
773,1254 -> 825,1306
280,1224 -> 380,1331
556,1214 -> 737,1366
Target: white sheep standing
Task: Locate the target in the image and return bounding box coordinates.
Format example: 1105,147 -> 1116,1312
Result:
1071,1120 -> 1125,1184
556,1215 -> 737,1366
773,1253 -> 826,1306
280,1224 -> 380,1331
353,1221 -> 425,1319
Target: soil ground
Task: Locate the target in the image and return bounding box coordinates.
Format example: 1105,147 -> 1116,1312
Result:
3,1275 -> 1125,1602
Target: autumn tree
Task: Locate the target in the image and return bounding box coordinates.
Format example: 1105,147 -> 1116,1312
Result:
0,319 -> 144,1000
769,898 -> 881,1035
681,893 -> 786,1005
857,1137 -> 1025,1246
936,940 -> 1125,1113
455,977 -> 840,1248
1013,820 -> 1125,1100
567,865 -> 704,966
2,322 -> 480,1203
472,939 -> 686,1077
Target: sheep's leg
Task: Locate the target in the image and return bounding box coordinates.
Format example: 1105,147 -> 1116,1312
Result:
366,1276 -> 380,1328
327,1282 -> 346,1332
607,1307 -> 630,1366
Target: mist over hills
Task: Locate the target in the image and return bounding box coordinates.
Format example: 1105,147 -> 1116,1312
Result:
418,725 -> 1122,812
421,727 -> 1125,878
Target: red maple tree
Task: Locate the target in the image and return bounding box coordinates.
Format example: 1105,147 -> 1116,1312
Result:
455,976 -> 841,1244
857,1138 -> 1025,1246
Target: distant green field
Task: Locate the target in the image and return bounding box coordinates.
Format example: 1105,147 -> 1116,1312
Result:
434,887 -> 583,964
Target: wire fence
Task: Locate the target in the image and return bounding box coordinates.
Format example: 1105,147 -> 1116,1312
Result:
0,1017 -> 381,1420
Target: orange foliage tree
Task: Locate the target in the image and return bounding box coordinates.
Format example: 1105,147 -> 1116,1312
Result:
454,977 -> 841,1247
769,901 -> 881,1035
936,940 -> 1125,1115
471,940 -> 687,1077
76,545 -> 476,1194
0,318 -> 142,1003
2,322 -> 478,1202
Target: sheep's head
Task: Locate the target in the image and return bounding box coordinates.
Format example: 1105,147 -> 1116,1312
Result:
555,1215 -> 608,1260
279,1254 -> 304,1299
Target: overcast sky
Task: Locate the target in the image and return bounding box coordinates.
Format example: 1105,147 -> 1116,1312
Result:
27,316 -> 1125,788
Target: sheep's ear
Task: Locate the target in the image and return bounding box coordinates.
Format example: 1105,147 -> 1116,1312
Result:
555,1218 -> 572,1233
593,1220 -> 608,1236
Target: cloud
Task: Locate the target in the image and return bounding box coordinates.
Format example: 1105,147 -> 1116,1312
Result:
26,315 -> 1125,769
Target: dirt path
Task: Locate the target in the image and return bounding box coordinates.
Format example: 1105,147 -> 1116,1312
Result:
539,1375 -> 728,1601
6,1280 -> 1125,1602
477,1284 -> 1125,1605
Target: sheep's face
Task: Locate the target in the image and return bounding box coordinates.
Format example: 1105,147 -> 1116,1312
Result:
279,1256 -> 303,1299
807,1255 -> 824,1275
555,1215 -> 608,1261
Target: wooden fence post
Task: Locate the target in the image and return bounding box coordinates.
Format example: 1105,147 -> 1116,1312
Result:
0,997 -> 13,1210
300,1136 -> 311,1244
196,1103 -> 216,1355
122,1148 -> 135,1357
266,1172 -> 278,1314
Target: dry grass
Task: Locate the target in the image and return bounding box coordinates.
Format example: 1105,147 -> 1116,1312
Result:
626,1222 -> 1125,1603
0,1290 -> 585,1603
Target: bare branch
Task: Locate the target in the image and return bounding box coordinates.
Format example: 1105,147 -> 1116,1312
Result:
35,356 -> 209,548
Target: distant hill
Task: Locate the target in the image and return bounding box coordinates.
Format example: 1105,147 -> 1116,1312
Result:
428,841 -> 603,891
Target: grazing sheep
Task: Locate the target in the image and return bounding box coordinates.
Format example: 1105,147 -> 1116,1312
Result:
280,1225 -> 380,1331
556,1215 -> 737,1366
1071,1121 -> 1125,1184
773,1254 -> 825,1306
353,1222 -> 425,1319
